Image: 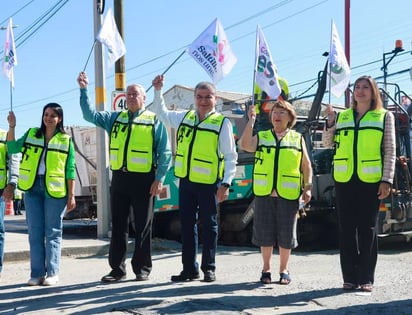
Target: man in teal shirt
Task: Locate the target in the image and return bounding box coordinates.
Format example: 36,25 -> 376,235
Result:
77,71 -> 172,282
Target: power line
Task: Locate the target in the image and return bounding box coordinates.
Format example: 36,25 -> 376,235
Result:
0,0 -> 68,56
0,0 -> 35,26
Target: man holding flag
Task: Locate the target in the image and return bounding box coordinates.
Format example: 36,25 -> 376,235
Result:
151,74 -> 237,283
145,18 -> 237,283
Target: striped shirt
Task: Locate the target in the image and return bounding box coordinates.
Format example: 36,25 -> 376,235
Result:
322,110 -> 396,184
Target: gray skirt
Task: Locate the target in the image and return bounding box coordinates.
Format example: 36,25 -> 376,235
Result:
252,196 -> 298,249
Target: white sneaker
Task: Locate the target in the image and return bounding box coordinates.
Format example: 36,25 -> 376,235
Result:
27,277 -> 45,286
43,275 -> 59,286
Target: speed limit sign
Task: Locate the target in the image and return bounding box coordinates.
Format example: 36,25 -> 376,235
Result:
112,91 -> 127,111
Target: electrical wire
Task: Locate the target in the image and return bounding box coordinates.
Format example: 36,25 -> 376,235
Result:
0,0 -> 35,26
0,0 -> 69,56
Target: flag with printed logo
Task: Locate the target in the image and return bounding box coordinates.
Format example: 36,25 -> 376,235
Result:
253,25 -> 283,130
2,18 -> 17,87
328,20 -> 350,98
96,8 -> 126,68
254,25 -> 282,102
187,18 -> 237,84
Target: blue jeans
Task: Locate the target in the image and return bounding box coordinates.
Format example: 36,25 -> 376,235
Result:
0,195 -> 5,273
24,177 -> 67,278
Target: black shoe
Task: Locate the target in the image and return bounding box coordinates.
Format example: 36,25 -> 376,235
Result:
135,274 -> 149,281
171,271 -> 200,282
203,270 -> 216,282
101,273 -> 126,282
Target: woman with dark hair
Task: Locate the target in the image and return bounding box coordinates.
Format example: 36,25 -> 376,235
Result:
324,75 -> 396,292
7,103 -> 76,286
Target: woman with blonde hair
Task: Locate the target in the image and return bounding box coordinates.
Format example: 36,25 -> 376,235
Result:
240,100 -> 312,285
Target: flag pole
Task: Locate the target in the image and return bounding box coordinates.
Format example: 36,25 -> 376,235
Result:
83,39 -> 97,72
145,50 -> 186,93
251,26 -> 259,107
249,25 -> 260,129
328,20 -> 333,105
9,78 -> 13,111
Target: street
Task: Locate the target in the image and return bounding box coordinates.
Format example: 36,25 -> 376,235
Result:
1,236 -> 412,314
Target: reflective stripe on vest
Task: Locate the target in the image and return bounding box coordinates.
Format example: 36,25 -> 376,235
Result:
0,130 -> 7,189
109,110 -> 155,172
253,129 -> 303,200
333,108 -> 386,183
19,128 -> 70,198
174,110 -> 224,184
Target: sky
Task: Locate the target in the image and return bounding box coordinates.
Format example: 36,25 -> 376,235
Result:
1,0 -> 412,136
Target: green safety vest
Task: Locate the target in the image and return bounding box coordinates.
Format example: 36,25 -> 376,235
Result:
0,130 -> 7,189
14,188 -> 22,200
253,129 -> 303,200
333,108 -> 386,183
109,110 -> 155,173
175,110 -> 225,184
19,128 -> 71,198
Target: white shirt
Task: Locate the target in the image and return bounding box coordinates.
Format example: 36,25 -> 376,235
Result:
151,89 -> 238,185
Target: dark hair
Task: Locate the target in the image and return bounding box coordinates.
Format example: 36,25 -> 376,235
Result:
35,102 -> 66,138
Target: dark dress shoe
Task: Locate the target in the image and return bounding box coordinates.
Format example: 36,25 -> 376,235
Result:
203,270 -> 216,282
171,271 -> 200,282
135,274 -> 149,281
101,273 -> 126,282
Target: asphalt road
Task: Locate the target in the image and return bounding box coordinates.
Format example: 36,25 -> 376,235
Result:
1,236 -> 412,315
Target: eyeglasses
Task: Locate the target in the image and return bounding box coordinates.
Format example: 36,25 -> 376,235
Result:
272,111 -> 288,116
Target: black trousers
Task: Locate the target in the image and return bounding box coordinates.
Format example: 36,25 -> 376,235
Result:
335,177 -> 380,285
179,178 -> 218,274
108,170 -> 154,277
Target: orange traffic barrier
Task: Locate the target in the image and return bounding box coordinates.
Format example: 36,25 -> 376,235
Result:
5,200 -> 14,216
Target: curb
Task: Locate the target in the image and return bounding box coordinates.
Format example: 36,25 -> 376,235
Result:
4,238 -> 181,262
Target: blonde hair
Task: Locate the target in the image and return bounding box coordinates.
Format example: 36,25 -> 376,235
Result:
269,100 -> 297,128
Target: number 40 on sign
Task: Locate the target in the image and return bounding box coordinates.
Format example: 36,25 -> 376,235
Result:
112,91 -> 127,111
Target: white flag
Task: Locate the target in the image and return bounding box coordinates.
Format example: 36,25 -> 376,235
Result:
254,25 -> 281,101
187,18 -> 237,84
96,8 -> 126,68
2,18 -> 17,87
328,20 -> 350,98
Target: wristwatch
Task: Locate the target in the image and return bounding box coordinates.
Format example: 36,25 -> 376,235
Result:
221,183 -> 230,188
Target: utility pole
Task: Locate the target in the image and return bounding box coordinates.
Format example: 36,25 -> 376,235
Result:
94,0 -> 111,238
114,0 -> 126,92
344,0 -> 350,108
